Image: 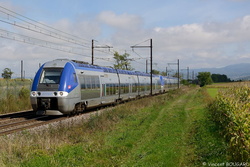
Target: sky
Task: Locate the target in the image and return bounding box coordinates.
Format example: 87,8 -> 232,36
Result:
0,0 -> 250,78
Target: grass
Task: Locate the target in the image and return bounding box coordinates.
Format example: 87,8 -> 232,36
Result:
0,79 -> 31,114
206,88 -> 218,98
0,87 -> 227,166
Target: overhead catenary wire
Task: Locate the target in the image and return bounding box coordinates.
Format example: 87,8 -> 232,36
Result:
0,5 -> 91,45
131,50 -> 148,60
0,6 -> 152,67
0,6 -> 162,70
0,16 -> 91,48
131,38 -> 153,95
0,28 -> 92,58
132,39 -> 151,47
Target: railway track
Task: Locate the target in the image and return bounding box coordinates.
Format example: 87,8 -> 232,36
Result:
0,111 -> 67,136
0,90 -> 174,136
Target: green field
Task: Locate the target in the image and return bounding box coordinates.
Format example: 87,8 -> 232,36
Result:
206,88 -> 218,98
0,87 -> 229,166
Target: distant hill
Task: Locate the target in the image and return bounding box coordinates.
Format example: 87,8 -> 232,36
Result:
193,63 -> 250,80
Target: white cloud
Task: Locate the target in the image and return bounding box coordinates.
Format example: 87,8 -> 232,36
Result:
98,11 -> 143,31
241,15 -> 250,30
154,23 -> 223,52
148,15 -> 250,69
2,2 -> 250,77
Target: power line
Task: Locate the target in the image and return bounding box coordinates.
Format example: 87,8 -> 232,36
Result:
0,28 -> 91,58
131,38 -> 153,95
0,5 -> 153,67
91,39 -> 113,65
0,5 -> 123,65
0,16 -> 91,48
0,5 -> 91,45
132,39 -> 151,47
131,49 -> 148,59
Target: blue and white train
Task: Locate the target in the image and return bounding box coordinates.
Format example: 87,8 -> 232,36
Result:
30,59 -> 178,115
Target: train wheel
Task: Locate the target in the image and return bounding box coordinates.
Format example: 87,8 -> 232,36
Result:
82,104 -> 87,112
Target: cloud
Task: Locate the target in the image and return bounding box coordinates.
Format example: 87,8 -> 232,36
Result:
52,17 -> 101,40
156,15 -> 250,43
0,1 -> 23,13
98,11 -> 143,31
154,24 -> 215,51
148,15 -> 250,69
2,2 -> 250,77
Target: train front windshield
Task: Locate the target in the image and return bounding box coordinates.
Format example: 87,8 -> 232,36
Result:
40,68 -> 63,84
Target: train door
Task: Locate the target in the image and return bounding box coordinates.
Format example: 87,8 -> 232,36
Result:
102,84 -> 106,96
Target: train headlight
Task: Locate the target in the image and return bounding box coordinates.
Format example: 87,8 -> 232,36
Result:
31,91 -> 37,97
57,91 -> 68,97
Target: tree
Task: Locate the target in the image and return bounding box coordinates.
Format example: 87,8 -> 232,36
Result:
172,72 -> 181,79
160,71 -> 167,76
2,68 -> 13,79
113,52 -> 134,70
211,74 -> 231,83
197,72 -> 213,87
152,69 -> 160,75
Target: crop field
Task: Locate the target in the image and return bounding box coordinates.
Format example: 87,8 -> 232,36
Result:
0,87 -> 231,166
206,81 -> 250,98
207,83 -> 250,162
205,82 -> 250,163
207,81 -> 250,88
0,79 -> 32,114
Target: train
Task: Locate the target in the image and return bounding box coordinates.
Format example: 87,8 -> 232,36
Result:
30,59 -> 179,115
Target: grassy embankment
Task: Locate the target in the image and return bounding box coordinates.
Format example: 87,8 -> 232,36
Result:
0,86 -> 228,166
0,79 -> 31,114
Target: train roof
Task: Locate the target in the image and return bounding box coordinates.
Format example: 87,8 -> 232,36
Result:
69,59 -> 158,77
46,59 -> 177,79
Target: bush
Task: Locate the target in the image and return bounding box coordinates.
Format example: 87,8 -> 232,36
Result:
19,87 -> 30,99
0,82 -> 31,114
209,86 -> 250,162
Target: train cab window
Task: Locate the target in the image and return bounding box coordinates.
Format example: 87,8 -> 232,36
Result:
40,68 -> 63,84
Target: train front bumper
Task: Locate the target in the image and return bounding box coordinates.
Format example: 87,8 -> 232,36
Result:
30,91 -> 71,115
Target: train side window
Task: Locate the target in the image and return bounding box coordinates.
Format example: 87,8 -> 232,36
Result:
112,84 -> 116,95
78,75 -> 85,89
125,83 -> 129,93
86,76 -> 92,89
73,73 -> 77,83
94,76 -> 100,89
106,84 -> 110,96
